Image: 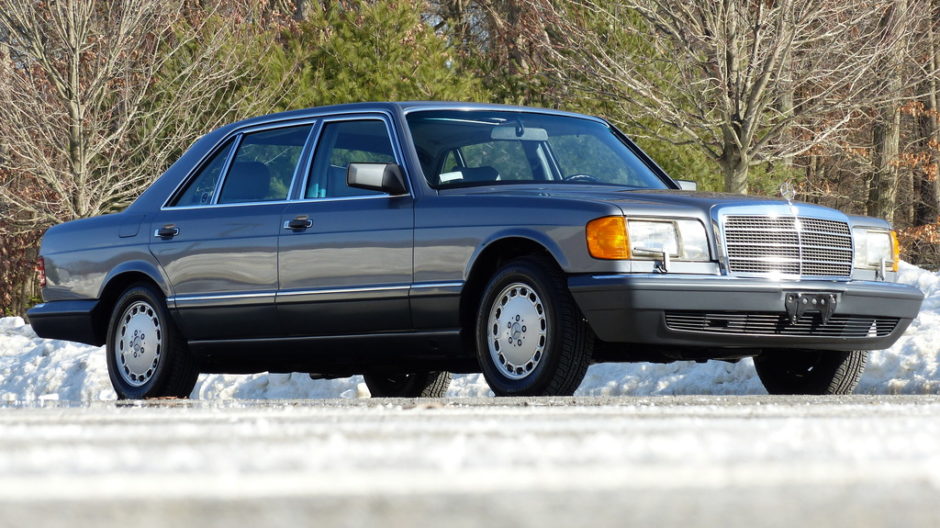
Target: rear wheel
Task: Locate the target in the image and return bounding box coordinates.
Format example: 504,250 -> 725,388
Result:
106,284 -> 199,399
753,349 -> 867,395
475,256 -> 593,396
362,371 -> 451,398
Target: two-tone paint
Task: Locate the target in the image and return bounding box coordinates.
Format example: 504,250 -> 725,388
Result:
27,102 -> 925,375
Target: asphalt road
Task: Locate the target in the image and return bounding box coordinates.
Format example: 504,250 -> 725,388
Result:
2,395 -> 940,528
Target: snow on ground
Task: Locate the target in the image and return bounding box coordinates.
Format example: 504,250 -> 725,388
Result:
1,262 -> 937,401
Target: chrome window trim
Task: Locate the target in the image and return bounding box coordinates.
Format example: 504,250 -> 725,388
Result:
400,105 -> 608,125
296,113 -> 413,202
159,105 -> 619,210
160,199 -> 295,211
290,194 -> 394,204
401,107 -> 678,191
210,132 -> 244,205
163,136 -> 238,209
161,118 -> 319,211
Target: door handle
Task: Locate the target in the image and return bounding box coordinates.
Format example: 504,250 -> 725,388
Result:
154,224 -> 180,239
284,215 -> 313,230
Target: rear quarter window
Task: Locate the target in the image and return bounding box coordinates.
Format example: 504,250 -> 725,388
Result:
170,139 -> 234,207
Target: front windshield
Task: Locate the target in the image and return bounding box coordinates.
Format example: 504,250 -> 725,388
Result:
406,110 -> 669,190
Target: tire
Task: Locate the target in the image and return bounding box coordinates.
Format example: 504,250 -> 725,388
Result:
753,349 -> 867,395
105,283 -> 199,399
474,256 -> 593,396
362,371 -> 452,398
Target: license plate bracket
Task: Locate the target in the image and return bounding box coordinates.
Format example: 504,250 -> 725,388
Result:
784,292 -> 838,325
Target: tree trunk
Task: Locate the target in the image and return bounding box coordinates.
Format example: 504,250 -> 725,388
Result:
867,0 -> 905,222
868,108 -> 901,220
778,54 -> 795,180
915,5 -> 940,226
293,0 -> 306,21
914,109 -> 940,226
719,114 -> 750,195
720,150 -> 750,194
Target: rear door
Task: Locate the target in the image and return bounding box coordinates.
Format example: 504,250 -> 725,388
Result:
277,116 -> 414,336
150,122 -> 315,340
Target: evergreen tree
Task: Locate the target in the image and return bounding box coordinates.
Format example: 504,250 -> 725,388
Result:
261,0 -> 487,110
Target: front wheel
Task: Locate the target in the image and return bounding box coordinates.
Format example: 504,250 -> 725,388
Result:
106,284 -> 199,399
475,256 -> 593,396
362,371 -> 452,398
753,349 -> 867,395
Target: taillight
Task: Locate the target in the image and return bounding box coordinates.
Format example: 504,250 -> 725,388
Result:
36,257 -> 46,288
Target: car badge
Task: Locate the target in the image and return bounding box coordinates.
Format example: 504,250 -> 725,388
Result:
779,180 -> 796,202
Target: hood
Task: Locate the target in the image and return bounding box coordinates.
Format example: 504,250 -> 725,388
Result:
442,183 -> 835,220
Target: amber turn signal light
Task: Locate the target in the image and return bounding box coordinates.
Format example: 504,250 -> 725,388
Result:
586,216 -> 629,259
890,230 -> 900,272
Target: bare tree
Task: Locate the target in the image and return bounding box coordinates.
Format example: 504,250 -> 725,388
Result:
868,0 -> 908,221
913,1 -> 940,226
541,0 -> 922,194
0,0 -> 275,231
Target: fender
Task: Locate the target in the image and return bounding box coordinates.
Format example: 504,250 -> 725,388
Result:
97,258 -> 174,302
464,228 -> 572,280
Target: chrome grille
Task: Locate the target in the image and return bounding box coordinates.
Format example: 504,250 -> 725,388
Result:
723,215 -> 853,278
665,311 -> 898,338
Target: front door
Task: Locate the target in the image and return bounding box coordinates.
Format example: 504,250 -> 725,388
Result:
277,117 -> 414,336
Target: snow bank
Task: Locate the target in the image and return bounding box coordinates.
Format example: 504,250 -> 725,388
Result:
1,262 -> 937,401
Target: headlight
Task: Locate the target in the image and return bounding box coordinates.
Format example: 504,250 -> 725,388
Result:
585,216 -> 709,261
852,228 -> 899,272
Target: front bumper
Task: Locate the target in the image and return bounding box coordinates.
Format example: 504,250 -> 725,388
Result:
568,274 -> 924,351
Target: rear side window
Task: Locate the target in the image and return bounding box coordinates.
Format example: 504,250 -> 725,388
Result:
218,125 -> 312,204
171,139 -> 234,207
306,120 -> 396,199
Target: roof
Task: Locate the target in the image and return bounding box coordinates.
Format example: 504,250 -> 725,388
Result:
222,101 -> 605,133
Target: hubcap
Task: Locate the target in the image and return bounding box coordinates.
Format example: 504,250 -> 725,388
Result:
115,301 -> 162,387
487,282 -> 547,380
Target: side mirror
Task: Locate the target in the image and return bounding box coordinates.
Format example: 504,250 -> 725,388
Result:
676,179 -> 697,191
347,163 -> 408,195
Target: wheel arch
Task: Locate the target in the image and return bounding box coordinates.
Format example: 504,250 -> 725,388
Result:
459,233 -> 567,339
92,262 -> 171,346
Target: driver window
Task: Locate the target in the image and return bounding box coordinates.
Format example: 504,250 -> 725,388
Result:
306,120 -> 396,199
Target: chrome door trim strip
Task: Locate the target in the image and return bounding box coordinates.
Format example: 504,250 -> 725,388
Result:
276,284 -> 412,304
409,281 -> 464,297
277,284 -> 410,297
411,281 -> 464,289
170,282 -> 465,308
169,290 -> 277,308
